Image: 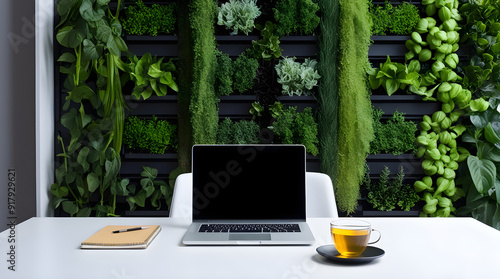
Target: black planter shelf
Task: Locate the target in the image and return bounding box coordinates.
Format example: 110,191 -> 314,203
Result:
122,152 -> 178,160
125,95 -> 178,118
219,95 -> 257,119
369,35 -> 410,61
361,210 -> 420,217
124,35 -> 178,42
216,35 -> 318,58
366,153 -> 423,178
370,94 -> 440,121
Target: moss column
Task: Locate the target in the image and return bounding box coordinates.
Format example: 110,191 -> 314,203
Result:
336,0 -> 374,214
317,0 -> 340,207
177,0 -> 218,172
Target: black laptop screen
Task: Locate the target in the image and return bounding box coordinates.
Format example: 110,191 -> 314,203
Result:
192,145 -> 306,220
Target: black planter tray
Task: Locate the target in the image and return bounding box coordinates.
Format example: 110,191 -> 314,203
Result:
361,210 -> 420,217
124,34 -> 178,42
370,95 -> 440,121
122,152 -> 178,160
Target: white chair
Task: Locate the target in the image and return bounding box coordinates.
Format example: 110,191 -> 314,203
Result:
169,172 -> 338,220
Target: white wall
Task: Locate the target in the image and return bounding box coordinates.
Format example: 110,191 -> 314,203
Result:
35,0 -> 54,217
0,0 -> 37,230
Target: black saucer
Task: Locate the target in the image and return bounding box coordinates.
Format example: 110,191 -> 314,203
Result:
316,245 -> 385,264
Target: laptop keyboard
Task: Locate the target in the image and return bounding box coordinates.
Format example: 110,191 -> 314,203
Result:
198,224 -> 301,233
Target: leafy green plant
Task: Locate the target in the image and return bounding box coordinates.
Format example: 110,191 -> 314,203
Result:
217,118 -> 260,144
455,0 -> 500,229
369,2 -> 420,35
217,0 -> 261,35
368,56 -> 421,96
370,108 -> 418,155
275,57 -> 321,96
51,122 -> 127,217
126,166 -> 173,211
336,0 -> 373,214
121,53 -> 178,100
370,0 -> 478,217
233,51 -> 259,93
122,0 -> 176,36
273,0 -> 320,36
54,0 -> 130,216
364,166 -> 419,211
252,21 -> 282,61
214,49 -> 233,96
123,116 -> 177,154
270,104 -> 319,156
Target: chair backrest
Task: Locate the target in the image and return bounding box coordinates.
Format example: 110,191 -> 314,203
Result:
169,172 -> 338,220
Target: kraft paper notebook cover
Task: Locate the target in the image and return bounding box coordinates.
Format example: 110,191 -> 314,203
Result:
81,225 -> 161,249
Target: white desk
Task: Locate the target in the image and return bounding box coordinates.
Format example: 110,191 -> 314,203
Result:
1,217 -> 499,279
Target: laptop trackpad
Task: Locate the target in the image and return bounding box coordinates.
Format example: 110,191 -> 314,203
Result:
229,234 -> 271,241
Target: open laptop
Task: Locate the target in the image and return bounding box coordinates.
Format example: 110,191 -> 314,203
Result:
182,144 -> 315,245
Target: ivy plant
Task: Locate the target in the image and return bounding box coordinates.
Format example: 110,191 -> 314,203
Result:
54,0 -> 129,216
127,166 -> 173,211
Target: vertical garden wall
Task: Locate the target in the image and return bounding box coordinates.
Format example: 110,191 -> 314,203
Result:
50,0 -> 500,228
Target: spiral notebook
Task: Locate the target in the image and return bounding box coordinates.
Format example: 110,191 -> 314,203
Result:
81,225 -> 161,249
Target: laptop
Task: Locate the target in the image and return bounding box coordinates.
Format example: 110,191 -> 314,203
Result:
182,144 -> 316,245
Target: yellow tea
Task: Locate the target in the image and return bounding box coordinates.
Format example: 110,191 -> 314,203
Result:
331,228 -> 370,257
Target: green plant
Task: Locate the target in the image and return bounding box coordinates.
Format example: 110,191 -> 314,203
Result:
275,57 -> 321,96
121,53 -> 178,100
122,0 -> 176,36
317,0 -> 340,196
367,166 -> 397,211
54,0 -> 130,216
368,56 -> 421,96
270,104 -> 319,156
189,0 -> 219,145
214,49 -> 233,96
455,0 -> 500,229
273,0 -> 320,36
126,166 -> 173,211
336,0 -> 374,214
252,21 -> 282,61
369,2 -> 420,35
217,0 -> 261,35
233,51 -> 259,93
364,166 -> 419,211
51,123 -> 127,217
370,108 -> 418,155
217,118 -> 260,144
123,116 -> 177,154
370,0 -> 476,217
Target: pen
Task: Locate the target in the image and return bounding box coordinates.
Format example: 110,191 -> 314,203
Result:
113,227 -> 149,233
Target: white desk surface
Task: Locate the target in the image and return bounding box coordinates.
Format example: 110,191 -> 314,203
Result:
1,217 -> 499,279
